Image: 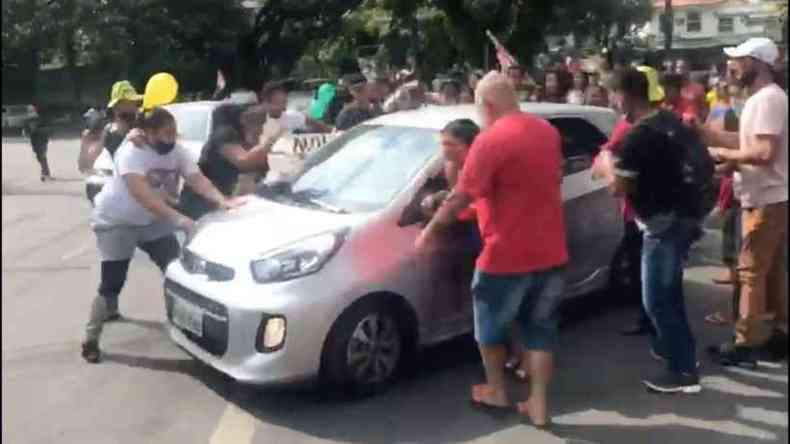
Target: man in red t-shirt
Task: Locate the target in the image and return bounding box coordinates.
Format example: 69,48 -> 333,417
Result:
416,71 -> 567,427
676,59 -> 709,121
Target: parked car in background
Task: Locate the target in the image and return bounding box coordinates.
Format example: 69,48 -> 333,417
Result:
163,103 -> 623,393
2,104 -> 38,132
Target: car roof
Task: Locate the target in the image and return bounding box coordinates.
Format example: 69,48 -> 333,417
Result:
367,103 -> 618,135
164,101 -> 221,112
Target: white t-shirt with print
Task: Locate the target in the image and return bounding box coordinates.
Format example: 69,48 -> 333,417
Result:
735,84 -> 788,209
93,141 -> 199,227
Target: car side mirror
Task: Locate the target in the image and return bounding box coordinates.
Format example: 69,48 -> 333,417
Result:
398,175 -> 447,227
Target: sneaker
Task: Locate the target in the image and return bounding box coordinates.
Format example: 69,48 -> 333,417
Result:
643,370 -> 702,394
760,331 -> 789,362
708,342 -> 757,368
105,312 -> 122,322
650,348 -> 701,369
81,340 -> 101,364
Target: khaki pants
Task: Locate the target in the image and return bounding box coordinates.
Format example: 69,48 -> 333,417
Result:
735,201 -> 788,346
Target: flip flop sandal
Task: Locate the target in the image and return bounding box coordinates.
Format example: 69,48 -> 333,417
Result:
517,403 -> 551,430
470,385 -> 513,419
513,369 -> 530,382
469,399 -> 513,419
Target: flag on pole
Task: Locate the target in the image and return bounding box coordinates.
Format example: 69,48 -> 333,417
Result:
486,30 -> 517,70
216,69 -> 226,91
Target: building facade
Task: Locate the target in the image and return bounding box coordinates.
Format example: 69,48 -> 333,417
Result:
644,0 -> 786,66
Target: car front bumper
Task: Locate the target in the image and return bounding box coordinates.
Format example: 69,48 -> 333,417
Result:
163,258 -> 344,386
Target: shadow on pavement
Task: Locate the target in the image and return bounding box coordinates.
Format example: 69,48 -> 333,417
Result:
101,277 -> 787,443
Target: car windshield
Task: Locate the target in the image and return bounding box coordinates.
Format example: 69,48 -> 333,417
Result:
169,106 -> 210,142
283,125 -> 439,213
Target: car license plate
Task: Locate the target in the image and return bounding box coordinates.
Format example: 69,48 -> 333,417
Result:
171,296 -> 204,338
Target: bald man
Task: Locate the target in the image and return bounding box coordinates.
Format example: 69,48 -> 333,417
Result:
416,71 -> 567,427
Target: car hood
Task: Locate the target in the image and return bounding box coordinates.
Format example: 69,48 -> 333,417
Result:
186,197 -> 359,264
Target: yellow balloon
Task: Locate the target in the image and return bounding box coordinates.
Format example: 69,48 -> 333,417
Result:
142,72 -> 179,110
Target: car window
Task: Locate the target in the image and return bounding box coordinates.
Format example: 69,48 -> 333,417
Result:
549,117 -> 607,175
289,125 -> 438,213
168,107 -> 210,142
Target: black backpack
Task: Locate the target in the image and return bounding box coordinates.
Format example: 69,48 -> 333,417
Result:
640,110 -> 717,220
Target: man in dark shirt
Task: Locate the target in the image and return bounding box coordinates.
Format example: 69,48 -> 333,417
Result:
24,117 -> 51,181
605,68 -> 703,394
335,74 -> 376,131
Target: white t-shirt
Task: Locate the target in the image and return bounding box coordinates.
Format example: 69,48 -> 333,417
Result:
93,141 -> 199,226
266,109 -> 308,134
735,84 -> 788,209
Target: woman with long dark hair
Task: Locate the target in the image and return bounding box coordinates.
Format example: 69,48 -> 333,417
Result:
178,103 -> 279,220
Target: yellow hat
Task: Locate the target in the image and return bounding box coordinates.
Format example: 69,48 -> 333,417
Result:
637,66 -> 665,103
108,81 -> 143,108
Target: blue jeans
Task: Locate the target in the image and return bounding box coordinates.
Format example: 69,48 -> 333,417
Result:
641,219 -> 698,374
472,267 -> 565,350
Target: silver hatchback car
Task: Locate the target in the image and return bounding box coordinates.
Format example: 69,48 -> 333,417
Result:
164,103 -> 623,392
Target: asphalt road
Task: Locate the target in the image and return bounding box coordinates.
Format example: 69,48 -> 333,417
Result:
2,134 -> 787,444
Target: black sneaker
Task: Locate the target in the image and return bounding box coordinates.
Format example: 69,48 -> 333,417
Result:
81,340 -> 101,364
643,370 -> 702,394
105,312 -> 122,322
708,342 -> 758,368
650,348 -> 701,369
759,330 -> 789,362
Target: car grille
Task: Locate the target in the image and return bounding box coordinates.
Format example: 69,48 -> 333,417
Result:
181,249 -> 235,281
164,279 -> 229,357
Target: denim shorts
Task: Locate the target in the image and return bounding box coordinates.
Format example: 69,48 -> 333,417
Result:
472,266 -> 566,350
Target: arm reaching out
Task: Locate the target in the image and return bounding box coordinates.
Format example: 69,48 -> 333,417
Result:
124,174 -> 194,231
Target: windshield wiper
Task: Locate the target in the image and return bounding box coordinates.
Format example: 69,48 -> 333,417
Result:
303,197 -> 349,214
289,188 -> 348,214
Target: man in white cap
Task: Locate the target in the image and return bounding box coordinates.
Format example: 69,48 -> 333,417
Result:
701,37 -> 788,365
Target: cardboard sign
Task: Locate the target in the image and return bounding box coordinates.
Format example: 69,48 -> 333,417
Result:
271,132 -> 336,158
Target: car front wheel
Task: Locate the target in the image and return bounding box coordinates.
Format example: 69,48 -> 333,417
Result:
322,299 -> 405,395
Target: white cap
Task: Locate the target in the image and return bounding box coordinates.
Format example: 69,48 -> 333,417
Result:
724,37 -> 780,65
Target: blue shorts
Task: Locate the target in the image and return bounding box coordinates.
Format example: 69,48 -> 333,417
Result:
472,267 -> 565,351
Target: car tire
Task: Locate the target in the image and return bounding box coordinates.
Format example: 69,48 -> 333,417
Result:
608,242 -> 636,303
321,297 -> 408,396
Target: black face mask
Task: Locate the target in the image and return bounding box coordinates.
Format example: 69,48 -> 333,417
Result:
152,140 -> 175,155
117,112 -> 136,124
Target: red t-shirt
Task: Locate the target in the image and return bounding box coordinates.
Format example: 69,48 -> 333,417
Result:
458,113 -> 568,274
600,117 -> 636,222
665,81 -> 707,122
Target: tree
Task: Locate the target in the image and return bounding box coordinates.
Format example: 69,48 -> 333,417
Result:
235,0 -> 364,89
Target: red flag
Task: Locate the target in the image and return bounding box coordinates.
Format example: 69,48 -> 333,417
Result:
487,30 -> 517,70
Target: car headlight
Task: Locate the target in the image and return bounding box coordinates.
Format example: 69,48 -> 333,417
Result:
250,229 -> 347,283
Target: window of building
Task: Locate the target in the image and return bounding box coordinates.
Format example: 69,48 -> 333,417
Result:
719,17 -> 734,33
687,11 -> 702,32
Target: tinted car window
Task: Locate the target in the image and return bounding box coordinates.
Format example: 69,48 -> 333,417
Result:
549,117 -> 607,175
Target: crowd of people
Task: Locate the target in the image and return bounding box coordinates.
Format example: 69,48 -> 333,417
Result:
415,36 -> 787,426
55,35 -> 787,429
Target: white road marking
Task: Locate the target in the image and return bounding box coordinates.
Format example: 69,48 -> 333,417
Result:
210,403 -> 257,444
